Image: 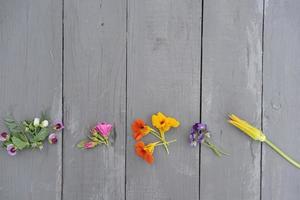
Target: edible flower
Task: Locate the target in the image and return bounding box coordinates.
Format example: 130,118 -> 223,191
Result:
132,112 -> 179,164
33,118 -> 40,127
228,114 -> 265,141
190,123 -> 228,157
0,113 -> 64,156
152,112 -> 180,134
40,120 -> 49,128
135,141 -> 158,164
228,114 -> 300,169
84,141 -> 98,149
53,121 -> 64,131
135,140 -> 176,164
48,133 -> 58,144
0,132 -> 9,142
7,144 -> 17,156
95,122 -> 113,137
131,119 -> 151,140
77,122 -> 113,150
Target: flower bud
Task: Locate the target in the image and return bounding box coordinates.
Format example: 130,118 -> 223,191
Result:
33,118 -> 40,127
84,141 -> 98,149
40,120 -> 49,128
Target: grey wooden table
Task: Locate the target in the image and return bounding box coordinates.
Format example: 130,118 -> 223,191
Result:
1,0 -> 300,200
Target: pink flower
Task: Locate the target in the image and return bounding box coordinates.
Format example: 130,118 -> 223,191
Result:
0,132 -> 9,142
95,122 -> 112,137
84,141 -> 98,149
7,144 -> 17,156
48,133 -> 58,144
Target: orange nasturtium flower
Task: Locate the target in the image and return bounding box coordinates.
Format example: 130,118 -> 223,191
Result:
131,119 -> 151,140
152,112 -> 180,134
135,141 -> 159,165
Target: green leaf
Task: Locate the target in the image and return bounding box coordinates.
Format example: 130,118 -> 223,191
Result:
11,136 -> 28,150
4,117 -> 15,123
33,128 -> 49,142
11,132 -> 28,142
4,118 -> 22,133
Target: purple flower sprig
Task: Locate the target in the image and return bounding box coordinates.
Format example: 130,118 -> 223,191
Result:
189,123 -> 228,157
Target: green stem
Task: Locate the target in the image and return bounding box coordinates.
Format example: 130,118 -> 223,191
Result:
150,128 -> 160,135
104,137 -> 109,146
156,139 -> 177,146
265,138 -> 300,169
203,140 -> 229,157
150,130 -> 164,140
150,129 -> 169,154
97,140 -> 107,145
161,133 -> 170,154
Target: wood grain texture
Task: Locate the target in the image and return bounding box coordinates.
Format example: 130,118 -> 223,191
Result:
201,0 -> 263,199
2,1 -> 300,200
126,0 -> 201,199
262,0 -> 300,199
0,1 -> 62,200
63,0 -> 126,199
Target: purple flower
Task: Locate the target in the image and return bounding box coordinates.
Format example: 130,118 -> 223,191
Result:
0,132 -> 9,142
193,123 -> 207,132
7,144 -> 17,156
189,133 -> 197,147
48,133 -> 58,144
53,121 -> 64,131
197,133 -> 205,143
189,128 -> 198,147
189,123 -> 208,147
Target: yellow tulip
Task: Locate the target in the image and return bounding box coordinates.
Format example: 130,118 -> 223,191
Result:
228,114 -> 300,169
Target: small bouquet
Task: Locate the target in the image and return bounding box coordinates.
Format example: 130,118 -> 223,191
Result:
229,114 -> 300,169
189,123 -> 228,157
0,114 -> 64,156
77,122 -> 113,149
132,112 -> 180,164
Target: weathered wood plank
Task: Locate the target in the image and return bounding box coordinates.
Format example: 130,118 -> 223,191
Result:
262,0 -> 300,199
126,0 -> 201,199
63,0 -> 126,199
201,0 -> 263,199
0,1 -> 62,200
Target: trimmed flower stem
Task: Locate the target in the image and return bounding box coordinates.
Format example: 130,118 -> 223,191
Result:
150,129 -> 170,154
203,140 -> 229,157
265,138 -> 300,169
94,134 -> 109,146
156,139 -> 177,147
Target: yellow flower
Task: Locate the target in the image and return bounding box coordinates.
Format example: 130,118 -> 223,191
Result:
228,114 -> 266,142
144,141 -> 160,153
152,112 -> 180,134
228,113 -> 300,169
